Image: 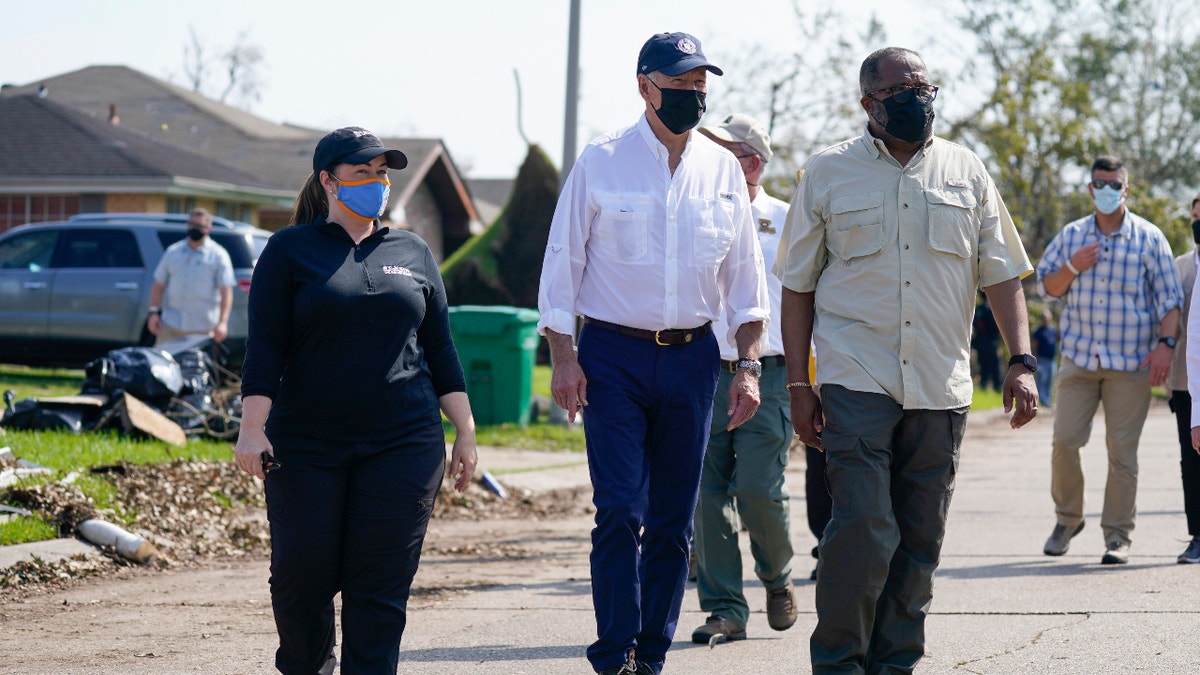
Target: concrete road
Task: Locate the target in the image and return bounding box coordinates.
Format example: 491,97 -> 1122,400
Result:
4,401 -> 1200,673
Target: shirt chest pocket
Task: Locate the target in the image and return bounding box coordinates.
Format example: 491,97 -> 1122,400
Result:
591,192 -> 651,263
926,187 -> 977,259
828,191 -> 884,263
690,197 -> 736,267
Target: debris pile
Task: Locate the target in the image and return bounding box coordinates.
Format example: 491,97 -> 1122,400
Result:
1,336 -> 241,444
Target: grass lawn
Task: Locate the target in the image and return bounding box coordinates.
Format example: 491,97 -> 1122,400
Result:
3,362 -> 1022,546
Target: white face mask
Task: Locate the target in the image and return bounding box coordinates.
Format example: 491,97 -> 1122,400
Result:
1092,185 -> 1123,215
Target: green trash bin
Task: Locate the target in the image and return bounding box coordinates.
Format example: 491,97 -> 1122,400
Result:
447,305 -> 541,426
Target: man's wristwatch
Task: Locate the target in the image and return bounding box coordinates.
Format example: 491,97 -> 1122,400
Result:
148,306 -> 161,316
1008,353 -> 1038,373
1159,336 -> 1177,349
734,358 -> 762,377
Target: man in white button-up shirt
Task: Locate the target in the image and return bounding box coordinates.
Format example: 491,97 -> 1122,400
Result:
537,32 -> 769,675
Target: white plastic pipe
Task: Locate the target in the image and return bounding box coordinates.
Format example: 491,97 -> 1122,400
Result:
77,519 -> 158,564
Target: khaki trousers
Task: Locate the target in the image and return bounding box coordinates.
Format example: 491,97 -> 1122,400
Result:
1050,358 -> 1150,546
154,322 -> 211,346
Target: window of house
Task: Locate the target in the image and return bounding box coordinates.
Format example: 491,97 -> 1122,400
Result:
0,195 -> 82,234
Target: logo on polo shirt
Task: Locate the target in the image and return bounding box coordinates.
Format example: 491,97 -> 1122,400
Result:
758,218 -> 776,234
676,38 -> 696,54
719,192 -> 734,201
382,265 -> 413,276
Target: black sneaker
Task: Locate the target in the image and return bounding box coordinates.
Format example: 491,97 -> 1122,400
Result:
598,649 -> 637,675
690,614 -> 747,644
1178,537 -> 1200,564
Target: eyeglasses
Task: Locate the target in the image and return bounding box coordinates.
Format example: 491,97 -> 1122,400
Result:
865,84 -> 939,104
1091,179 -> 1124,190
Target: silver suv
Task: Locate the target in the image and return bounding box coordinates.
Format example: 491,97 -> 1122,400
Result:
0,213 -> 271,368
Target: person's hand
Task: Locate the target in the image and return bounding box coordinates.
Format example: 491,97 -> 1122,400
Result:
1069,242 -> 1101,273
1191,426 -> 1200,454
233,426 -> 272,480
1003,366 -> 1038,429
550,360 -> 588,423
448,432 -> 478,492
789,385 -> 824,449
147,313 -> 161,336
212,321 -> 229,343
726,370 -> 761,430
1140,344 -> 1173,387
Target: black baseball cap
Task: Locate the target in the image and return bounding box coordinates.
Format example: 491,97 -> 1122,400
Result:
312,126 -> 408,173
637,32 -> 723,77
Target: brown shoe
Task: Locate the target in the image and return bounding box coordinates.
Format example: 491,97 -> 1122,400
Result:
690,615 -> 746,644
766,582 -> 797,631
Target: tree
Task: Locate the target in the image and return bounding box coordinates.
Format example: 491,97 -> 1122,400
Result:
947,0 -> 1200,256
710,2 -> 887,197
179,26 -> 265,110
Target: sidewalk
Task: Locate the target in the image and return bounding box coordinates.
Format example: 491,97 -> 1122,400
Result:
5,402 -> 1200,673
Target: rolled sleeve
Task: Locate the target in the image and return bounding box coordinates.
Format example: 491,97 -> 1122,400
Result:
1149,236 -> 1184,320
719,188 -> 770,344
1036,233 -> 1069,297
537,160 -> 591,338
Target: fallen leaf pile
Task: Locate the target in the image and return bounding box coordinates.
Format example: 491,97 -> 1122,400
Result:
3,460 -> 593,595
434,482 -> 593,520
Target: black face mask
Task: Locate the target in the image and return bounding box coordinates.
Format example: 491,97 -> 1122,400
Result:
648,78 -> 706,135
877,93 -> 935,143
1192,219 -> 1200,246
186,228 -> 206,242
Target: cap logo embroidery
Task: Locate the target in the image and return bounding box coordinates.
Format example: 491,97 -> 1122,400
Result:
352,129 -> 369,138
382,265 -> 413,276
676,38 -> 696,54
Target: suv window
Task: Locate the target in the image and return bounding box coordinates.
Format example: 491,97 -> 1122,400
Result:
157,230 -> 259,268
54,229 -> 143,268
0,229 -> 58,271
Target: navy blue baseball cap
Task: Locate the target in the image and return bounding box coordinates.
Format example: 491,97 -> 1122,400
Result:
637,32 -> 723,77
312,126 -> 408,173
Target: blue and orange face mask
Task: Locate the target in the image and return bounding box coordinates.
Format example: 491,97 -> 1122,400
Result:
334,177 -> 391,221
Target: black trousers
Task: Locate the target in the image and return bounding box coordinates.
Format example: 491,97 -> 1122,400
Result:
265,422 -> 445,675
805,444 -> 833,542
1169,391 -> 1200,536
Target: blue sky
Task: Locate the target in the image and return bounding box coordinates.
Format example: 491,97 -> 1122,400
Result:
2,0 -> 949,178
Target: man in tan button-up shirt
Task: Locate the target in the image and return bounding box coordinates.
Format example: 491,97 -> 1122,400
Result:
775,47 -> 1039,674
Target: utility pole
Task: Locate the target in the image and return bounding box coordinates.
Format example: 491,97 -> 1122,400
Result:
561,0 -> 581,188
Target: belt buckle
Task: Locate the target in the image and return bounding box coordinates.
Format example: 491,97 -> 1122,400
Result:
655,329 -> 670,346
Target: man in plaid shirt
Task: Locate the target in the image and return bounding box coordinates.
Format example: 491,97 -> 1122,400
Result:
1036,155 -> 1183,565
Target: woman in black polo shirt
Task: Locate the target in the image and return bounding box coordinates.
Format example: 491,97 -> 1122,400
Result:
234,127 -> 477,674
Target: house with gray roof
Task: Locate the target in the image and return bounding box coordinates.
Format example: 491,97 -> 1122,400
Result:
0,65 -> 482,261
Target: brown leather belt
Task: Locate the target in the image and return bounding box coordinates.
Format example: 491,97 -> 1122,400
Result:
584,317 -> 712,346
722,355 -> 786,372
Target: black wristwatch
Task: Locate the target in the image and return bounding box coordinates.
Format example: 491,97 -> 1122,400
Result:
1008,353 -> 1038,373
1159,336 -> 1177,349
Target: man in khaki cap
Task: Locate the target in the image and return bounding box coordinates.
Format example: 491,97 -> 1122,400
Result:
690,113 -> 799,645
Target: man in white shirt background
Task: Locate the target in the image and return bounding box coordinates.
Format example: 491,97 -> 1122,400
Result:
147,207 -> 234,346
689,114 -> 798,645
537,32 -> 769,675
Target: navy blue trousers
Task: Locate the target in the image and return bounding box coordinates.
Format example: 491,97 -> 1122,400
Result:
264,422 -> 445,675
578,324 -> 719,673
